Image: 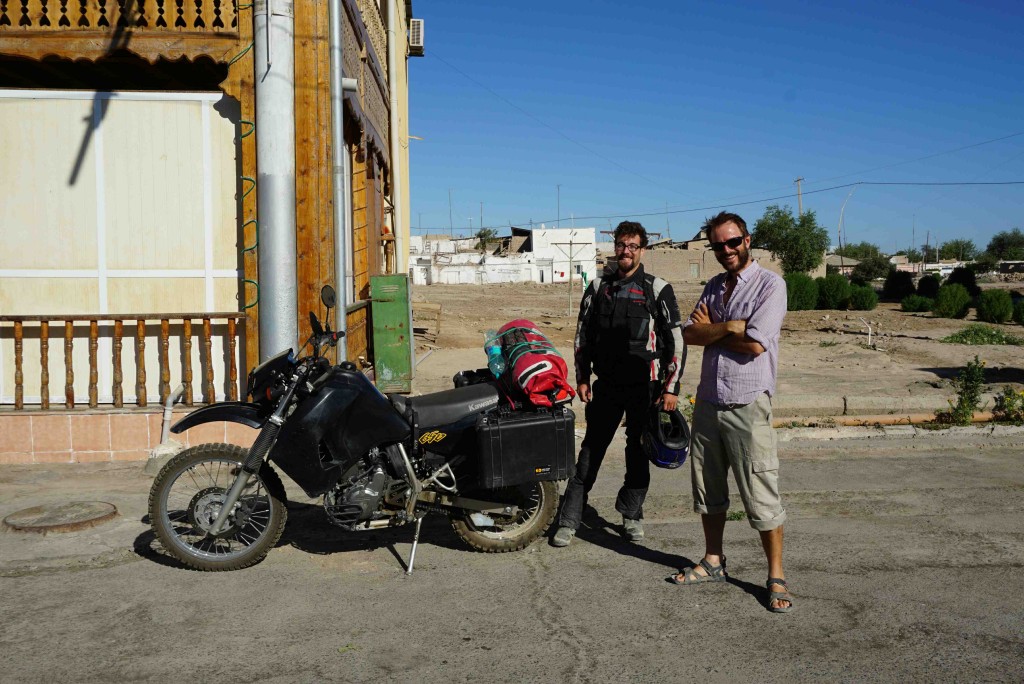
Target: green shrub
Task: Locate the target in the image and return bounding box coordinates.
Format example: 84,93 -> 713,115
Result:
932,283 -> 971,319
901,295 -> 933,312
882,270 -> 915,301
816,274 -> 851,310
942,324 -> 1024,346
947,266 -> 981,298
916,274 -> 941,298
784,273 -> 818,311
850,256 -> 891,285
976,289 -> 1014,324
848,285 -> 878,311
1015,300 -> 1024,326
993,386 -> 1024,424
935,356 -> 985,426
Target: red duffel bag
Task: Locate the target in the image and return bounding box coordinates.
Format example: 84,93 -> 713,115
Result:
495,319 -> 576,408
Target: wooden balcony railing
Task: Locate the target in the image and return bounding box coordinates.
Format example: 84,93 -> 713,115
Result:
0,0 -> 238,34
1,312 -> 245,411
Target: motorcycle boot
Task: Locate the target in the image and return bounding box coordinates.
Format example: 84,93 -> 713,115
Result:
622,516 -> 644,542
551,526 -> 576,547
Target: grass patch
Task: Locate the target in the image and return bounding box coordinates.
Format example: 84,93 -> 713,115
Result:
726,510 -> 747,521
819,340 -> 838,348
941,324 -> 1024,346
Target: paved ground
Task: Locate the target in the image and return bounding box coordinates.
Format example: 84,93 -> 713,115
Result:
2,427 -> 1023,682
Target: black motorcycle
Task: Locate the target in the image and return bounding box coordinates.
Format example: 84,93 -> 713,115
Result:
148,286 -> 574,572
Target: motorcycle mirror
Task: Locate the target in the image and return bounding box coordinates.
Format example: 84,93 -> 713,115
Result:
320,285 -> 337,310
309,311 -> 324,336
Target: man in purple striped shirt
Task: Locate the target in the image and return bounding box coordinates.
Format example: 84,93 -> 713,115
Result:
667,211 -> 793,614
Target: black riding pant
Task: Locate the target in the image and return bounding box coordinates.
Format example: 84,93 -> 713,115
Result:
557,379 -> 656,529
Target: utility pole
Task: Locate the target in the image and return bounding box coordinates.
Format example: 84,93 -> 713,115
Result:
794,177 -> 804,216
448,189 -> 454,237
480,202 -> 483,233
912,215 -> 916,274
551,235 -> 586,316
556,184 -> 561,227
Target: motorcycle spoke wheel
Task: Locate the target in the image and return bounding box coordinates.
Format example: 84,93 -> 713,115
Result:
450,480 -> 558,553
149,443 -> 287,571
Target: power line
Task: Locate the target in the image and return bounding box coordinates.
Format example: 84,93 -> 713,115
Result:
512,180 -> 1024,226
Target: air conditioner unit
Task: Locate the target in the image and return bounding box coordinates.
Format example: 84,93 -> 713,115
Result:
409,18 -> 425,56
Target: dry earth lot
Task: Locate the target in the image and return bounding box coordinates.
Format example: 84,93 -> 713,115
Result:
412,267 -> 1024,413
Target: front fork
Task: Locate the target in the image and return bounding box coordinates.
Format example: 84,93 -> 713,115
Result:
208,370 -> 302,535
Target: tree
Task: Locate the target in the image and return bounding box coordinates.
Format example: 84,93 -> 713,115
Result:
939,239 -> 977,261
475,227 -> 498,252
751,205 -> 830,274
834,241 -> 882,260
903,248 -> 923,263
850,255 -> 892,283
985,227 -> 1024,261
920,243 -> 941,262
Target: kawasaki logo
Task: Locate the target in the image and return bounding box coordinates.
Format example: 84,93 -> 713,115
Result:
418,431 -> 446,445
468,397 -> 499,412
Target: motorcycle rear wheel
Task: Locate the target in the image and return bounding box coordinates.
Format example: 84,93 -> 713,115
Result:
450,480 -> 557,553
149,443 -> 287,571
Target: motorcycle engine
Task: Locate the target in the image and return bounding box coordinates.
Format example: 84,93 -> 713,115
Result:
323,460 -> 398,530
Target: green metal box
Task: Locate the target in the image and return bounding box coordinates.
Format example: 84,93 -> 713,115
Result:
370,274 -> 414,393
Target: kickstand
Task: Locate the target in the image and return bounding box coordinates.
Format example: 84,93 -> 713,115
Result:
406,516 -> 424,576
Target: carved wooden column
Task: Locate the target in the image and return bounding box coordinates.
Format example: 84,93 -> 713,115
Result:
14,322 -> 23,410
183,319 -> 194,405
88,320 -> 98,407
40,321 -> 50,410
136,320 -> 147,407
113,320 -> 123,408
64,321 -> 75,408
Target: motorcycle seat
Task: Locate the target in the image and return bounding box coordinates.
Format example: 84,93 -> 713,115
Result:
388,382 -> 501,429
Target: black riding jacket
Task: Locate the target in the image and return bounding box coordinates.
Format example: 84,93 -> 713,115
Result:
574,264 -> 686,394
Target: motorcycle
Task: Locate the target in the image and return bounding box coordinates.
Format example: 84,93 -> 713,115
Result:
148,286 -> 575,572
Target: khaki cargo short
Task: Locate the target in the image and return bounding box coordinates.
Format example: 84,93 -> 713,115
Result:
690,393 -> 787,531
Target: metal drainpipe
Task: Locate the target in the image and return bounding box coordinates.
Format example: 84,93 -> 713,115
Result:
254,0 -> 298,361
387,0 -> 404,275
328,0 -> 357,360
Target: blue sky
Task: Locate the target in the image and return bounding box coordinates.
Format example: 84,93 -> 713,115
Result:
407,0 -> 1023,253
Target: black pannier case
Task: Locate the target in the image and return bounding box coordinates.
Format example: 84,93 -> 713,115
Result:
476,407 -> 575,489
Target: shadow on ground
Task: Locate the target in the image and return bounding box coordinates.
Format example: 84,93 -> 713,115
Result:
133,505 -> 474,572
551,505 -> 772,610
919,366 -> 1024,383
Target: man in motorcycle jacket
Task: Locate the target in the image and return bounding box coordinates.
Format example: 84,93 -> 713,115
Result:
552,221 -> 686,546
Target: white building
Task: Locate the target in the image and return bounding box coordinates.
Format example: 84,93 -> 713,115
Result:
408,227 -> 597,286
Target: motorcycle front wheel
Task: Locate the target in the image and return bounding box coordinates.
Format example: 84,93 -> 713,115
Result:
450,480 -> 558,553
148,443 -> 287,571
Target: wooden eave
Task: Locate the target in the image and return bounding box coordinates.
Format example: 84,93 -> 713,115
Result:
0,31 -> 243,64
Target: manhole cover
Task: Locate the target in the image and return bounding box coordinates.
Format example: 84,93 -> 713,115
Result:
3,501 -> 118,534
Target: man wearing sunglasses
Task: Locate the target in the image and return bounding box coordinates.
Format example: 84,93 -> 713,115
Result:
668,211 -> 793,614
552,221 -> 685,547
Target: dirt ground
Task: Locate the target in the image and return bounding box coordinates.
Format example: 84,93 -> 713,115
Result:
411,262 -> 1024,411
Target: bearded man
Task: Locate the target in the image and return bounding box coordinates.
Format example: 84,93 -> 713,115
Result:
667,211 -> 793,614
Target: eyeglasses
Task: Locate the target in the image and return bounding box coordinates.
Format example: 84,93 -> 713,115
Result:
709,236 -> 745,252
614,241 -> 643,253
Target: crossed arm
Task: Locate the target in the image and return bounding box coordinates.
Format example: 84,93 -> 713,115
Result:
682,302 -> 765,356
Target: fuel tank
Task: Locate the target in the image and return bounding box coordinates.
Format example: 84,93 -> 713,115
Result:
268,367 -> 411,497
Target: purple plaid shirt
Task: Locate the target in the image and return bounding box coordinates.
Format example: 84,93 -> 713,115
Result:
683,260 -> 787,406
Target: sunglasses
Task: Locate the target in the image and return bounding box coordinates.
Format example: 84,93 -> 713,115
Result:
614,241 -> 643,253
709,236 -> 745,252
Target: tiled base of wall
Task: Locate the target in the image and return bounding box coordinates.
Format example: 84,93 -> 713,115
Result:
0,409 -> 257,465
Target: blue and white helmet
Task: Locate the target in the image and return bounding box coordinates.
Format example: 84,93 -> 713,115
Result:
642,407 -> 690,469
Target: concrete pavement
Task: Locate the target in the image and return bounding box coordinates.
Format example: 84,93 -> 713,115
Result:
2,427 -> 1023,682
